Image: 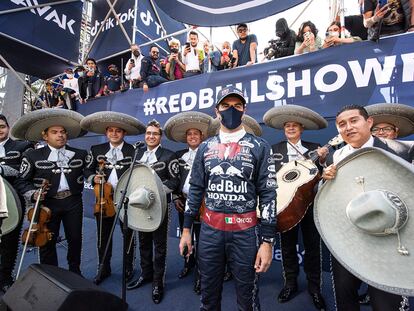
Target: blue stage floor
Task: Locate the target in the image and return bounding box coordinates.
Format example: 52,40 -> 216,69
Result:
9,216 -> 411,311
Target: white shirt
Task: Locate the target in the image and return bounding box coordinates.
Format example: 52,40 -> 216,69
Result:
48,145 -> 73,192
182,47 -> 201,71
286,140 -> 308,162
0,138 -> 9,158
333,135 -> 374,165
124,54 -> 144,81
182,147 -> 198,196
140,145 -> 160,165
105,142 -> 124,188
63,78 -> 79,95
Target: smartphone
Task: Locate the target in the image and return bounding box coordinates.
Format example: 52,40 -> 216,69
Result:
378,0 -> 388,7
185,42 -> 191,49
130,58 -> 135,64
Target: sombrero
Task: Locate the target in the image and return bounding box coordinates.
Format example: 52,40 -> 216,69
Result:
80,111 -> 145,135
208,114 -> 262,136
263,105 -> 327,130
115,163 -> 167,232
315,147 -> 414,296
164,111 -> 213,143
11,109 -> 85,142
365,103 -> 414,138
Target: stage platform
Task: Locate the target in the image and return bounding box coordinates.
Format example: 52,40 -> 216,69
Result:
4,216 -> 411,311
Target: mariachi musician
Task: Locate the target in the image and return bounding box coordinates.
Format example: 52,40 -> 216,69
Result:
358,103 -> 414,306
164,111 -> 213,294
0,114 -> 33,292
264,105 -> 328,310
13,109 -> 87,275
127,119 -> 179,305
81,111 -> 146,285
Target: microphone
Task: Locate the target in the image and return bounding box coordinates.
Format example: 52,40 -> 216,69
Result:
134,141 -> 145,149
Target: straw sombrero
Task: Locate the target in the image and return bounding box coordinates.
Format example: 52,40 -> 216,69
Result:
365,103 -> 414,138
80,111 -> 145,135
11,109 -> 85,142
263,105 -> 327,130
315,147 -> 414,296
164,111 -> 213,143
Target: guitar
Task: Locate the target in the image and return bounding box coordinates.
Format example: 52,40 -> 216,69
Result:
276,135 -> 344,232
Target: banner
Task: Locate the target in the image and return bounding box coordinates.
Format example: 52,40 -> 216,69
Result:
153,0 -> 306,27
89,0 -> 186,61
0,0 -> 83,78
78,32 -> 414,125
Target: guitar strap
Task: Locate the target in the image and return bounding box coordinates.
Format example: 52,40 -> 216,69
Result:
287,141 -> 308,160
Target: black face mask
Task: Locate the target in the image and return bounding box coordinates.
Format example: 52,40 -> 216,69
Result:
219,106 -> 244,130
133,50 -> 140,57
109,70 -> 118,75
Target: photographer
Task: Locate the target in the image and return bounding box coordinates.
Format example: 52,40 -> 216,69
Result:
322,22 -> 361,49
164,39 -> 185,80
124,44 -> 144,88
78,58 -> 104,104
264,18 -> 296,60
220,41 -> 237,69
295,21 -> 322,55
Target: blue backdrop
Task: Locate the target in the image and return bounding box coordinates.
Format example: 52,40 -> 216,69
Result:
0,0 -> 83,78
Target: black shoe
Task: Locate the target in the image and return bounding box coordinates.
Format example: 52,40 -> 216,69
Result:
278,287 -> 298,303
125,268 -> 134,283
178,267 -> 191,279
152,285 -> 164,304
93,269 -> 111,285
127,275 -> 152,290
310,292 -> 326,310
193,278 -> 201,295
359,293 -> 370,305
223,271 -> 232,282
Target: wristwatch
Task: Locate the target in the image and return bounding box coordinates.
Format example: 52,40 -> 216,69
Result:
261,236 -> 276,245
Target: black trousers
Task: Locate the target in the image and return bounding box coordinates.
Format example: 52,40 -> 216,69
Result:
40,195 -> 83,274
138,212 -> 169,286
178,210 -> 201,271
332,256 -> 406,311
0,196 -> 25,283
280,205 -> 321,293
95,215 -> 135,272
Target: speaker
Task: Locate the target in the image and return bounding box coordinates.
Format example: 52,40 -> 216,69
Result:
2,264 -> 127,311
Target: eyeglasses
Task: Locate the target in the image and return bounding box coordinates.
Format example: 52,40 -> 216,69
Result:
371,126 -> 396,134
218,102 -> 245,111
237,28 -> 247,33
146,131 -> 161,137
151,51 -> 159,54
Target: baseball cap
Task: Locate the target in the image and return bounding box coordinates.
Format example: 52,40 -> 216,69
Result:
216,86 -> 246,107
237,23 -> 248,30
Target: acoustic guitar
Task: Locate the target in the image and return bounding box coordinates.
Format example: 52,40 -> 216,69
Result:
276,135 -> 344,232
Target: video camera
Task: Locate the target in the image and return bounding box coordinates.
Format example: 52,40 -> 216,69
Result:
263,39 -> 284,60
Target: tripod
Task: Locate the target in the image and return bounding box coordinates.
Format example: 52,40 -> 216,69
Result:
96,142 -> 143,305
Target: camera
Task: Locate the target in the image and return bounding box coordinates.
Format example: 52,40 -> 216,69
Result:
170,48 -> 179,54
264,39 -> 284,60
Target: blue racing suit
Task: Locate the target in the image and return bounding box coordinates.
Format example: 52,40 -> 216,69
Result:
184,133 -> 277,311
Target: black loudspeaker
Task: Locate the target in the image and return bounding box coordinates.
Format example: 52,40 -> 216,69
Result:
2,264 -> 127,311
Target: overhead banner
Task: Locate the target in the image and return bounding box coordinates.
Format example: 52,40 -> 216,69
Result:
78,32 -> 414,125
152,0 -> 306,26
89,0 -> 186,61
0,0 -> 83,78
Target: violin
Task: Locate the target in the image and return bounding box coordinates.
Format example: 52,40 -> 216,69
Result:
93,159 -> 116,218
21,180 -> 53,247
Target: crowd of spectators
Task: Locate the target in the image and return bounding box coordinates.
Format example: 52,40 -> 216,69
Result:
35,0 -> 413,110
